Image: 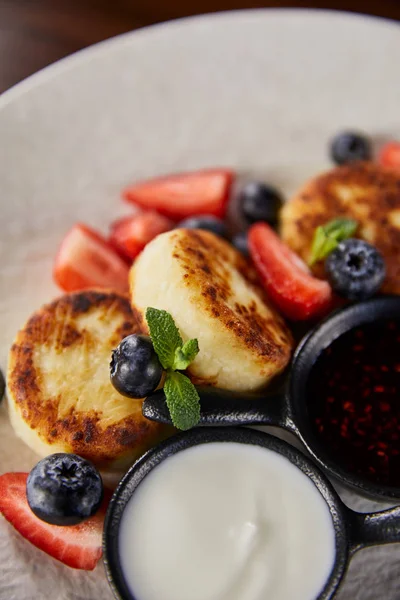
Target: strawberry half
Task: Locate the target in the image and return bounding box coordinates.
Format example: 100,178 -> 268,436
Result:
109,211 -> 174,261
123,168 -> 234,220
0,473 -> 110,570
379,141 -> 400,172
248,222 -> 333,321
53,223 -> 130,293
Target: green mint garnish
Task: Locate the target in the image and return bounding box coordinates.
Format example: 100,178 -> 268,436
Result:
145,307 -> 200,430
309,218 -> 358,266
174,339 -> 200,371
164,371 -> 201,431
145,307 -> 183,369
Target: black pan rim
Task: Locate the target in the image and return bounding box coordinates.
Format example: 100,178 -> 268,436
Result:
103,426 -> 349,600
290,295 -> 400,500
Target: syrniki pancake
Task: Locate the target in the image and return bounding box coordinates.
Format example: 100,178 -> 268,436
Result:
281,162 -> 400,294
7,290 -> 172,472
130,229 -> 293,392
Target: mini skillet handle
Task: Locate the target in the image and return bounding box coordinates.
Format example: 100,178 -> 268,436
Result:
142,386 -> 295,431
348,505 -> 400,553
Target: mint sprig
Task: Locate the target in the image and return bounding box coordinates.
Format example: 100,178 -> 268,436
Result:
164,371 -> 201,431
309,218 -> 358,266
145,307 -> 183,369
174,339 -> 200,370
145,307 -> 200,430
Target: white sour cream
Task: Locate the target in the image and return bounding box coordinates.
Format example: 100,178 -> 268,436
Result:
119,442 -> 336,600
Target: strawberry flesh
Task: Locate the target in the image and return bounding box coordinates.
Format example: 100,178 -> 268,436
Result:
109,211 -> 174,261
123,168 -> 234,220
248,222 -> 333,321
53,223 -> 130,293
379,141 -> 400,172
0,472 -> 110,570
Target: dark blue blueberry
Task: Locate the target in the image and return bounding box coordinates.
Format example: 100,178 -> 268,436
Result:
330,132 -> 371,165
110,334 -> 163,398
325,239 -> 386,301
239,182 -> 283,225
177,215 -> 227,238
0,368 -> 4,404
26,453 -> 103,526
232,232 -> 249,256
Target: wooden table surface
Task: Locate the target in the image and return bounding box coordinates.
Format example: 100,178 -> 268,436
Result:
0,0 -> 399,94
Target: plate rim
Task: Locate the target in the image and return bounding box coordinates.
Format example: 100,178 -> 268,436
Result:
0,7 -> 399,111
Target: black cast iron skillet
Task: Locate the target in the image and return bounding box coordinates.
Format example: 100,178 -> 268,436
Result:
143,296 -> 400,500
103,427 -> 400,600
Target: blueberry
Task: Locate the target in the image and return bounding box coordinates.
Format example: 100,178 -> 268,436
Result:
239,182 -> 283,225
330,131 -> 371,165
325,239 -> 386,301
232,232 -> 249,256
0,368 -> 4,404
26,453 -> 103,526
110,334 -> 163,398
177,215 -> 227,237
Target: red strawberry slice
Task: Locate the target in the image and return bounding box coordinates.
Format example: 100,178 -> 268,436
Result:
109,211 -> 174,260
53,223 -> 130,293
379,141 -> 400,172
0,472 -> 110,570
248,222 -> 333,321
123,168 -> 234,220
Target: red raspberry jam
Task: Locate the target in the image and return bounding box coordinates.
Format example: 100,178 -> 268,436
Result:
306,319 -> 400,487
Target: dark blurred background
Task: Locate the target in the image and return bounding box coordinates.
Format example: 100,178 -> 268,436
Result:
1,0 -> 399,93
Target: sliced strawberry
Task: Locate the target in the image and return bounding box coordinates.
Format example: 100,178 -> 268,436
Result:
248,223 -> 333,320
123,168 -> 234,220
54,223 -> 130,293
0,473 -> 111,570
109,211 -> 174,260
379,141 -> 400,172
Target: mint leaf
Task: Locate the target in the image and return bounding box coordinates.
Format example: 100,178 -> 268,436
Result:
309,226 -> 338,265
145,308 -> 201,429
164,371 -> 201,430
309,218 -> 358,265
323,218 -> 358,238
146,307 -> 183,369
173,338 -> 200,371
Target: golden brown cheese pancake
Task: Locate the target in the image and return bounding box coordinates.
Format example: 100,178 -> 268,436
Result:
281,162 -> 400,294
7,290 -> 172,472
130,229 -> 293,392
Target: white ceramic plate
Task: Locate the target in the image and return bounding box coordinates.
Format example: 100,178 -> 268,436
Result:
1,9 -> 400,600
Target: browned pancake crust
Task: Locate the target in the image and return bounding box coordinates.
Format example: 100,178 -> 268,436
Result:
281,162 -> 400,294
171,229 -> 292,370
8,291 -> 170,468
